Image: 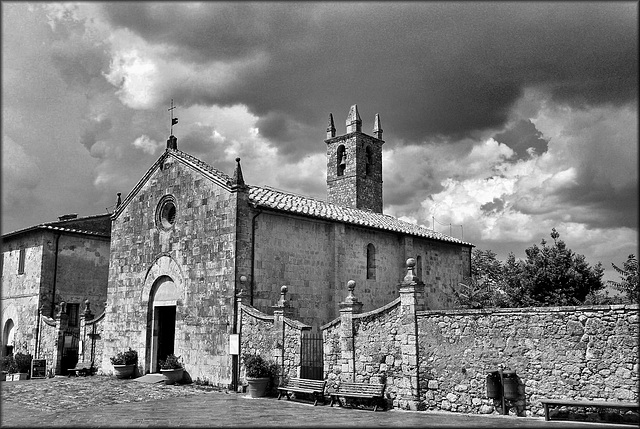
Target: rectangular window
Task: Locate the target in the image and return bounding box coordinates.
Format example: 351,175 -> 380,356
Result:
18,248 -> 26,275
67,303 -> 80,327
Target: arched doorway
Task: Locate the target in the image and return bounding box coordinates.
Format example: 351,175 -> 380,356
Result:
3,319 -> 15,356
148,276 -> 178,372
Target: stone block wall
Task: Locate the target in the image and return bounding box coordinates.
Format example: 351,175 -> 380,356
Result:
417,305 -> 639,417
53,235 -> 110,317
37,315 -> 57,375
103,154 -> 241,385
81,311 -> 106,372
352,301 -> 403,397
238,302 -> 310,384
322,269 -> 639,415
252,211 -> 470,328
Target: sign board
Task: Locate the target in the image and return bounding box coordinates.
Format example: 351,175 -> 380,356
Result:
229,334 -> 239,355
31,359 -> 47,379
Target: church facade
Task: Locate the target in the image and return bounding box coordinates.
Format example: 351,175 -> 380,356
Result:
101,105 -> 473,385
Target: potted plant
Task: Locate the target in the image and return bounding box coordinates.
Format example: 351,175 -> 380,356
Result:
243,354 -> 275,398
0,355 -> 15,381
159,354 -> 184,385
110,348 -> 137,379
11,352 -> 32,380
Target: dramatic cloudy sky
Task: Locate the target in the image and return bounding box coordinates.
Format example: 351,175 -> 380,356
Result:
2,2 -> 637,282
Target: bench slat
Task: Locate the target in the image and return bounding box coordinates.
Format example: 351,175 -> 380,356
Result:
541,399 -> 639,408
330,382 -> 385,411
541,398 -> 640,422
277,378 -> 327,406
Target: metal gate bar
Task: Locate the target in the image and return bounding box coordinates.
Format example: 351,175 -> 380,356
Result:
300,333 -> 323,380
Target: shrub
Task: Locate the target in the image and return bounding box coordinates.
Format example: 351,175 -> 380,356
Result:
110,348 -> 138,366
13,352 -> 32,373
159,354 -> 183,370
243,354 -> 273,378
0,355 -> 16,373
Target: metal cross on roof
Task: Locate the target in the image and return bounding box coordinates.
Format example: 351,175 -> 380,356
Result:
168,99 -> 178,135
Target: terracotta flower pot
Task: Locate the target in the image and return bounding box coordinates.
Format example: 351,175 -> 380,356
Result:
246,377 -> 270,398
161,368 -> 184,385
113,364 -> 135,379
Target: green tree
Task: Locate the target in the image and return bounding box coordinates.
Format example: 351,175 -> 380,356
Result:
513,229 -> 604,306
452,249 -> 511,308
608,254 -> 639,304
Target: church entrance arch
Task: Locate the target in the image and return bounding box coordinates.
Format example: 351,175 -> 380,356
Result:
148,276 -> 178,372
3,319 -> 15,356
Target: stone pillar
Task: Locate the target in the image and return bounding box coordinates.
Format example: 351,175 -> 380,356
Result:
272,286 -> 295,382
339,280 -> 363,382
79,300 -> 94,364
395,258 -> 425,410
53,302 -> 69,375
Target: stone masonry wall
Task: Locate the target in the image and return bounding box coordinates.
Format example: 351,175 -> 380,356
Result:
323,273 -> 638,416
351,301 -> 403,403
238,303 -> 309,384
37,316 -> 57,376
417,305 -> 639,417
103,154 -> 239,386
1,233 -> 44,355
252,211 -> 469,328
53,234 -> 110,317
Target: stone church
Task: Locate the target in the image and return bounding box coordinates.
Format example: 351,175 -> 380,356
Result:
101,105 -> 473,384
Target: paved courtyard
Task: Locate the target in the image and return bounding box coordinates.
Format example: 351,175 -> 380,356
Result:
0,376 -> 633,427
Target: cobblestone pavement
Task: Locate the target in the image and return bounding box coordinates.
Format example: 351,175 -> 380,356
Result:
1,376 -> 632,428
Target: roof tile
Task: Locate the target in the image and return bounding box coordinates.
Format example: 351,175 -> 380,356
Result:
248,186 -> 472,246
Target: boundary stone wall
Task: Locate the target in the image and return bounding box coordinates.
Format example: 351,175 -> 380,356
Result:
417,305 -> 639,417
237,290 -> 310,385
321,260 -> 639,416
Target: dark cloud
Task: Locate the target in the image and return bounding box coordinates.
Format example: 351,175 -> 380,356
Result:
493,120 -> 548,159
99,2 -> 637,156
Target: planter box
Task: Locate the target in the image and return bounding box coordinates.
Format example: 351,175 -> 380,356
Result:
113,364 -> 135,379
246,377 -> 270,398
160,368 -> 184,385
8,373 -> 28,381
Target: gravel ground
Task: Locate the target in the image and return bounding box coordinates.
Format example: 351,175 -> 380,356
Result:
1,375 -> 220,412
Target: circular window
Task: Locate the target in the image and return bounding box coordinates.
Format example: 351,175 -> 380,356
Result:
156,195 -> 177,230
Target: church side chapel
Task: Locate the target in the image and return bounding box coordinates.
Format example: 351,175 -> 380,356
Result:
102,104 -> 473,385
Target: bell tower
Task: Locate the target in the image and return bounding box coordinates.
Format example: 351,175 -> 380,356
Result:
325,105 -> 384,213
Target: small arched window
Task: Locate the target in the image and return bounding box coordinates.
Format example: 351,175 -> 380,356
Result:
416,255 -> 423,279
337,145 -> 346,176
365,146 -> 373,176
366,243 -> 376,279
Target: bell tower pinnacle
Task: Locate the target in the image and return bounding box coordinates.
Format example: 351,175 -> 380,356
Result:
325,105 -> 384,213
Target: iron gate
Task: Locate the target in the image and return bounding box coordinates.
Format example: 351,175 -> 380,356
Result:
300,332 -> 323,380
60,329 -> 79,375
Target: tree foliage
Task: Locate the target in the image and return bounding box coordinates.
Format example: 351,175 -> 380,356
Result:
453,229 -> 606,308
607,254 -> 639,304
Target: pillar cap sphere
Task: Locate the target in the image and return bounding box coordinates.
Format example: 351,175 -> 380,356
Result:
281,285 -> 288,294
406,258 -> 416,268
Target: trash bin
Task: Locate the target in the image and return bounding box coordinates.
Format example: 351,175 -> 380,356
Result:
486,370 -> 502,398
502,370 -> 518,400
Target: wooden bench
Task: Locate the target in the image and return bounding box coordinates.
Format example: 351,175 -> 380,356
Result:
330,382 -> 386,411
277,377 -> 327,406
68,362 -> 95,377
540,399 -> 639,423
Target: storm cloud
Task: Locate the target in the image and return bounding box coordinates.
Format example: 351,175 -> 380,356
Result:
2,2 -> 637,283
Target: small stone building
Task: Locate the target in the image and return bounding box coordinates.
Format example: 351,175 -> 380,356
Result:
1,214 -> 111,368
102,105 -> 473,386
